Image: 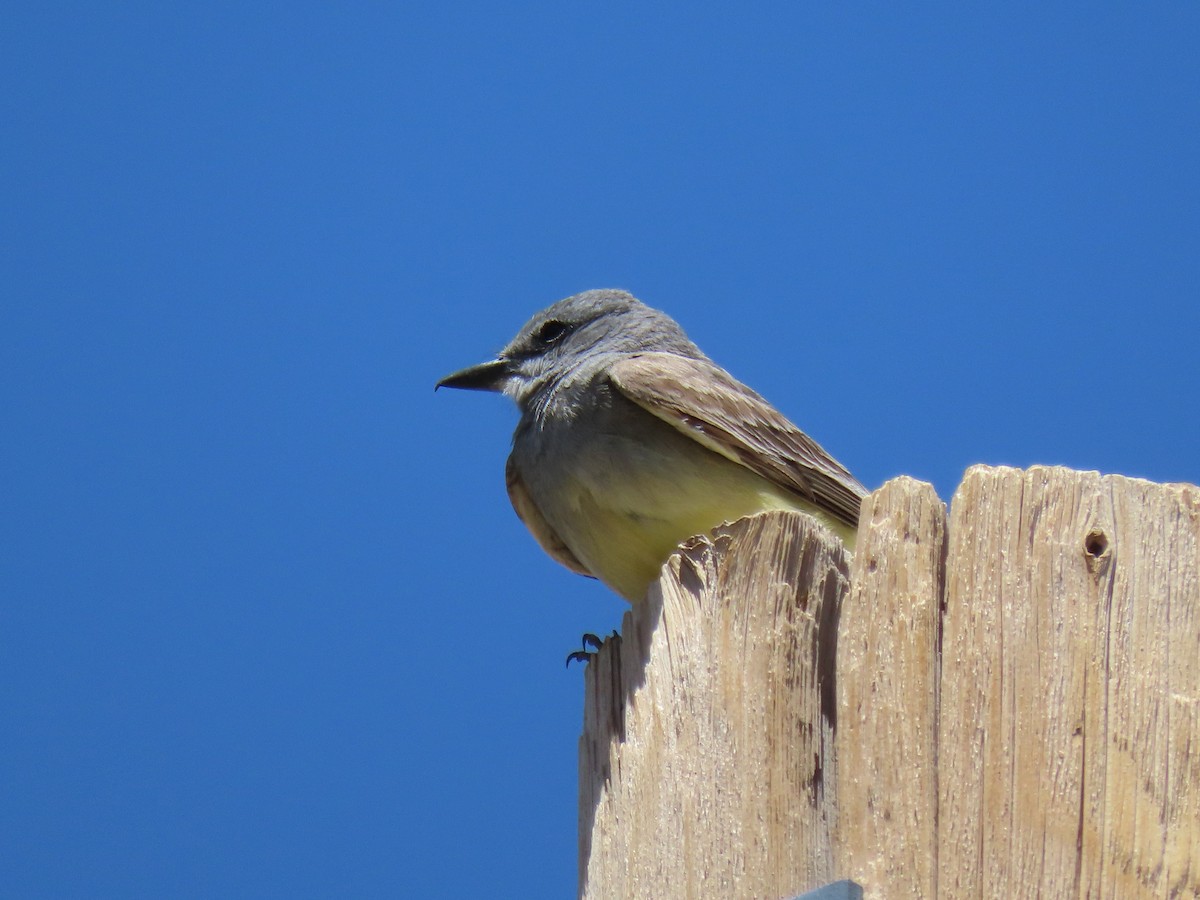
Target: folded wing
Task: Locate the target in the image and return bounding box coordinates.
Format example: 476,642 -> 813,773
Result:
609,353 -> 866,528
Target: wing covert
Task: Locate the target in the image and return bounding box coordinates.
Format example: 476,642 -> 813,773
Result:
608,353 -> 866,527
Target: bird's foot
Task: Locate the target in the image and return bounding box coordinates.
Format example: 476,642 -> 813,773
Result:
565,630 -> 619,667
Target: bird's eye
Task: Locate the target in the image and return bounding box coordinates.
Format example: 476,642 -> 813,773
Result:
534,320 -> 570,346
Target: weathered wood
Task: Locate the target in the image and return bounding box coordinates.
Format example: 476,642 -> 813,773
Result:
835,477 -> 947,898
1108,476 -> 1200,899
578,466 -> 1200,899
579,512 -> 850,900
938,466 -> 1200,899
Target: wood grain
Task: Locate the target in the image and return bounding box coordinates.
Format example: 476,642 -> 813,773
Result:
578,468 -> 1199,899
938,466 -> 1200,899
579,511 -> 850,900
835,476 -> 947,898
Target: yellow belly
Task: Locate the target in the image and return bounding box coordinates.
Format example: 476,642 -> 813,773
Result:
552,444 -> 855,602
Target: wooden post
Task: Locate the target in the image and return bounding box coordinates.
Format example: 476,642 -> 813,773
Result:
579,512 -> 849,899
578,465 -> 1200,899
835,476 -> 946,897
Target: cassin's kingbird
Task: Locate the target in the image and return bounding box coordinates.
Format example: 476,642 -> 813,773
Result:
437,289 -> 867,602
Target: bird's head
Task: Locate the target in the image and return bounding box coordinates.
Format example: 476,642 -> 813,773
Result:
436,289 -> 703,410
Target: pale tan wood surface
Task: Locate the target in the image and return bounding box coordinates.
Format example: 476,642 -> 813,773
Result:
938,465 -> 1200,899
835,477 -> 947,898
579,511 -> 850,900
1104,475 -> 1199,898
578,468 -> 1199,899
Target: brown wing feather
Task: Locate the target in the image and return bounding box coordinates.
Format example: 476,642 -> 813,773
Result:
505,454 -> 595,578
608,353 -> 867,527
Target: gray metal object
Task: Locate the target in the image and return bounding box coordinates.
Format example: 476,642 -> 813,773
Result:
791,880 -> 864,900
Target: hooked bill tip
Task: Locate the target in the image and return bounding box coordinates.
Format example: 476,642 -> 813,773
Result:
435,358 -> 510,393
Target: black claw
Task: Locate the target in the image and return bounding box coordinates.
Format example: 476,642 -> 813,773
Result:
581,632 -> 604,651
565,630 -> 621,668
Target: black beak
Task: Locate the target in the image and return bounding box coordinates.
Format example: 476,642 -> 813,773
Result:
435,358 -> 511,392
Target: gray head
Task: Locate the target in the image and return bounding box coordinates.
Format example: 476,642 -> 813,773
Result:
437,289 -> 705,409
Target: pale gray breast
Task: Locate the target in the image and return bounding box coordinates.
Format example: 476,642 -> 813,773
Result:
512,375 -> 681,508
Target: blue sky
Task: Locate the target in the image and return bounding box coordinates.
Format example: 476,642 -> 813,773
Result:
3,4 -> 1198,897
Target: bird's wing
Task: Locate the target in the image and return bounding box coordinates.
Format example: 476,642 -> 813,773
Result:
608,353 -> 867,528
505,454 -> 595,578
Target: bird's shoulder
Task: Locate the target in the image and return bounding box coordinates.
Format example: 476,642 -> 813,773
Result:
606,352 -> 867,526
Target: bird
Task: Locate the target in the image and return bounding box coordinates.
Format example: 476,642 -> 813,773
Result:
437,289 -> 867,603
